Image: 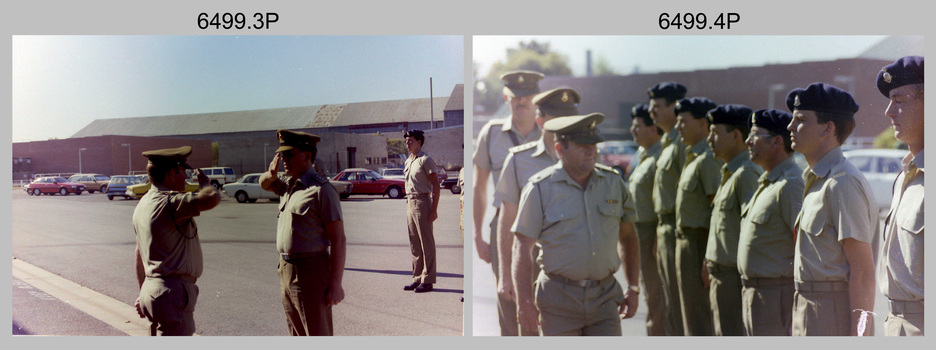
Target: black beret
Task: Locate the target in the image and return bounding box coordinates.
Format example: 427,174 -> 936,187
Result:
674,97 -> 717,119
877,56 -> 924,97
404,129 -> 425,138
707,104 -> 753,127
533,87 -> 581,117
647,82 -> 687,100
785,83 -> 859,116
142,146 -> 193,169
631,103 -> 650,118
276,129 -> 321,153
750,109 -> 792,136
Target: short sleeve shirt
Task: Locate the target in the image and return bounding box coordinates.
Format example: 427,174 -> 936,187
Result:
705,150 -> 763,266
473,117 -> 542,187
676,140 -> 723,229
133,184 -> 204,278
879,149 -> 924,301
629,141 -> 663,223
654,128 -> 687,215
493,138 -> 558,207
737,157 -> 803,279
404,150 -> 438,195
512,163 -> 637,280
794,147 -> 878,282
276,167 -> 343,254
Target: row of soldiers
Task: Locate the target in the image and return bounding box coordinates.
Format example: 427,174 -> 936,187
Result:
473,55 -> 923,336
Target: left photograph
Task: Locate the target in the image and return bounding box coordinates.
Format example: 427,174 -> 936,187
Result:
12,35 -> 465,336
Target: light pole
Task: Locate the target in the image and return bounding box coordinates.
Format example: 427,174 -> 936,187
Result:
768,84 -> 786,109
121,143 -> 131,175
78,148 -> 87,173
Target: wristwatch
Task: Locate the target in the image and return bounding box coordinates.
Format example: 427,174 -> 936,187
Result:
627,285 -> 640,294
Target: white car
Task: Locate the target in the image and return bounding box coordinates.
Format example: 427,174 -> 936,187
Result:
843,148 -> 908,214
222,173 -> 280,203
379,167 -> 405,180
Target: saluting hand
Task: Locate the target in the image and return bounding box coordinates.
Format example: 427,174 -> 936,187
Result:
194,168 -> 210,188
269,153 -> 281,176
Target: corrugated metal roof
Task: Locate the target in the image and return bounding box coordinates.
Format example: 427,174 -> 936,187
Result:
444,84 -> 464,112
71,96 -> 449,138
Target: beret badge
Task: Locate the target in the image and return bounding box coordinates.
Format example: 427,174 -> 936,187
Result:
794,95 -> 801,107
882,69 -> 893,84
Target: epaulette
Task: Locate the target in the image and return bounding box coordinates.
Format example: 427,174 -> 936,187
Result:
309,171 -> 330,185
488,118 -> 507,125
509,141 -> 537,154
595,163 -> 619,175
527,165 -> 556,184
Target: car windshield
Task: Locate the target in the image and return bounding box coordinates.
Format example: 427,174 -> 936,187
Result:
53,177 -> 68,183
384,169 -> 403,176
94,175 -> 110,181
368,171 -> 383,179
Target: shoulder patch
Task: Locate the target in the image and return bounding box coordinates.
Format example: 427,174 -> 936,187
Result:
509,141 -> 537,153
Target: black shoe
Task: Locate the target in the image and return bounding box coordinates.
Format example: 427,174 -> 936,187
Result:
414,283 -> 433,293
403,281 -> 420,291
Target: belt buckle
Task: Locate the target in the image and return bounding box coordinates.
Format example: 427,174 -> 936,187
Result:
576,280 -> 589,287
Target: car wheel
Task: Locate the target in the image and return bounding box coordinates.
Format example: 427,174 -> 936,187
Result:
100,185 -> 107,193
88,189 -> 95,194
339,193 -> 350,200
59,188 -> 68,196
235,191 -> 249,203
32,188 -> 41,196
451,184 -> 461,194
75,191 -> 82,195
212,181 -> 220,190
386,186 -> 403,199
108,195 -> 114,200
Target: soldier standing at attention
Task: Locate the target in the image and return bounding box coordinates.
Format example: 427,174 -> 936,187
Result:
786,83 -> 877,336
703,104 -> 762,336
673,97 -> 721,336
875,56 -> 924,336
648,82 -> 688,336
627,103 -> 666,336
402,129 -> 441,293
737,108 -> 802,336
473,70 -> 544,335
494,87 -> 580,335
260,129 -> 346,336
133,146 -> 221,336
512,113 -> 640,336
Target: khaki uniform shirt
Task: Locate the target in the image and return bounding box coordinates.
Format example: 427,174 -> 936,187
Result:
275,167 -> 343,254
737,157 -> 803,279
654,129 -> 687,215
706,150 -> 763,267
405,150 -> 438,195
474,116 -> 542,187
133,184 -> 204,279
513,162 -> 637,280
494,138 -> 558,207
879,149 -> 924,301
676,140 -> 723,229
794,147 -> 878,282
629,141 -> 663,223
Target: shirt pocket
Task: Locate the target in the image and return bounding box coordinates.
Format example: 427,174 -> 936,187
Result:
798,204 -> 827,237
680,174 -> 700,192
748,199 -> 776,225
896,190 -> 924,235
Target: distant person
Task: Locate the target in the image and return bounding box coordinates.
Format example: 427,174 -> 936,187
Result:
875,56 -> 924,336
473,70 -> 544,335
133,146 -> 221,336
786,83 -> 877,336
260,129 -> 346,336
401,129 -> 441,293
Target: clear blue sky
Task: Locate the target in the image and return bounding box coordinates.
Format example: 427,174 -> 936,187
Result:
12,35 -> 464,142
473,35 -> 892,78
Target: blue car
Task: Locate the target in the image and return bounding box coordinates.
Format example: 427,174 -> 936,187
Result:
106,175 -> 145,200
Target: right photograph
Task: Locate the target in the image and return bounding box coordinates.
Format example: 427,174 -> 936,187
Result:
470,35 -> 924,337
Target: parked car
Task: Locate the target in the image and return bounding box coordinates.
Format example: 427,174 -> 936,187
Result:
441,176 -> 461,194
331,179 -> 354,200
222,173 -> 281,203
379,167 -> 405,180
68,174 -> 111,194
333,168 -> 406,199
26,176 -> 86,196
105,175 -> 146,200
843,148 -> 908,214
598,140 -> 639,178
125,181 -> 200,199
192,167 -> 236,190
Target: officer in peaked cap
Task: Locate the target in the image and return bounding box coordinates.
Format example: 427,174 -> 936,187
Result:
703,104 -> 763,336
875,56 -> 924,336
495,87 -> 580,336
260,129 -> 346,336
785,83 -> 877,336
133,145 -> 221,336
512,113 -> 641,336
474,69 -> 545,336
737,108 -> 802,336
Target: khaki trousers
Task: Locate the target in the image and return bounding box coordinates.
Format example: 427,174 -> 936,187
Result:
139,276 -> 198,336
708,264 -> 744,336
656,214 -> 684,335
741,278 -> 794,336
534,273 -> 624,336
279,254 -> 333,336
792,284 -> 857,336
407,196 -> 436,284
676,226 -> 713,336
635,221 -> 666,336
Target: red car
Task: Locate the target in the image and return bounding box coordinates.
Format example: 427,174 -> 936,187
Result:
26,176 -> 86,196
333,168 -> 406,199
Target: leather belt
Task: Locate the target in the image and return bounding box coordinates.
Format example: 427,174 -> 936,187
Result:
280,251 -> 326,262
706,263 -> 736,274
406,193 -> 430,199
163,274 -> 197,284
741,277 -> 793,288
888,299 -> 924,315
546,273 -> 613,288
795,280 -> 848,292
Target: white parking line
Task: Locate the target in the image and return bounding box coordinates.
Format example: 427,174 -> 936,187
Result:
12,258 -> 154,336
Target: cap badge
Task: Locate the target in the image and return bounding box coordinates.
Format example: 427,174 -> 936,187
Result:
675,102 -> 681,109
882,69 -> 893,84
590,121 -> 597,129
561,92 -> 569,102
751,113 -> 757,125
518,75 -> 524,83
794,95 -> 801,107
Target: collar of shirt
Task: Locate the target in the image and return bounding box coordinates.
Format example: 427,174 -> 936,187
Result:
531,137 -> 557,161
502,114 -> 541,137
409,150 -> 428,161
689,139 -> 710,156
664,128 -> 680,145
804,146 -> 844,180
152,184 -> 173,192
548,161 -> 607,189
724,149 -> 751,174
296,166 -> 320,188
644,141 -> 663,159
764,156 -> 798,183
905,148 -> 924,172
